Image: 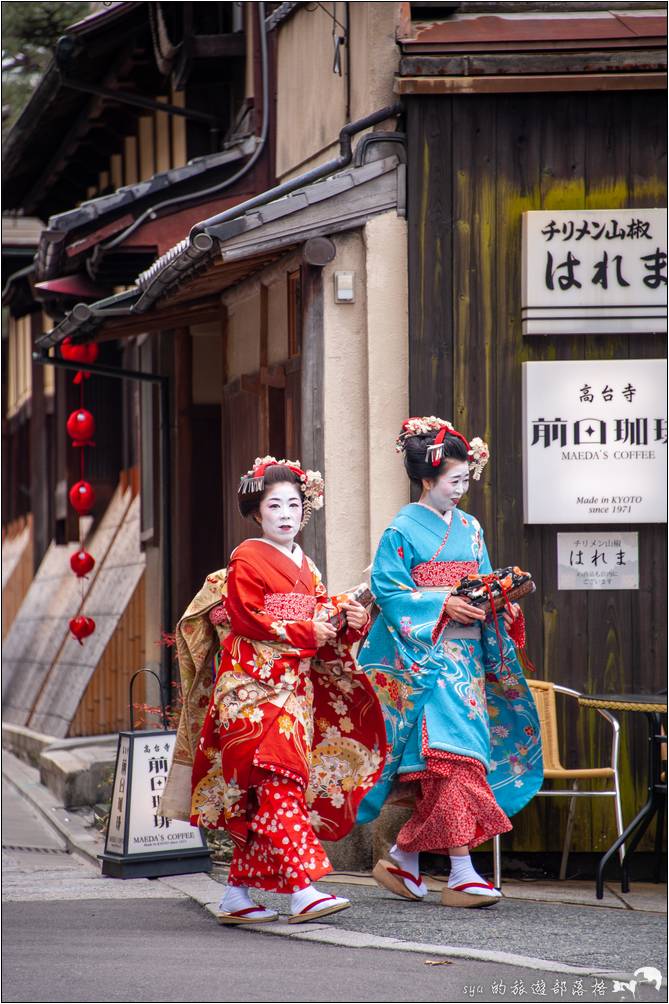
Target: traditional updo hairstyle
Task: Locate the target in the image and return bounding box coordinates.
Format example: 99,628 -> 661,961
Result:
238,464 -> 303,520
402,429 -> 469,492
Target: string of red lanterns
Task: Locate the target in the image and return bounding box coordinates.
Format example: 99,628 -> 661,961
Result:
63,337 -> 98,645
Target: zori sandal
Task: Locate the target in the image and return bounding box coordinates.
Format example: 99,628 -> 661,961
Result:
372,858 -> 426,901
216,905 -> 279,925
441,882 -> 501,909
287,894 -> 351,924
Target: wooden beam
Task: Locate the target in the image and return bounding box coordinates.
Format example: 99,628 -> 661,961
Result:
395,72 -> 668,95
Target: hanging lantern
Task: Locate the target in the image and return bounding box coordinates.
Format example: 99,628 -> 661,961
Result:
69,480 -> 96,514
69,615 -> 96,644
70,549 -> 96,577
61,337 -> 99,384
66,408 -> 96,447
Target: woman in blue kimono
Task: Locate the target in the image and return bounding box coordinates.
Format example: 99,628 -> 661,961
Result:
357,417 -> 542,908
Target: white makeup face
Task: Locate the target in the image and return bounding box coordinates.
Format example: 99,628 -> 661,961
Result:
258,480 -> 303,546
422,459 -> 470,514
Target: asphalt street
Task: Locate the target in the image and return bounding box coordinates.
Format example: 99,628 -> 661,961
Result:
2,896 -> 665,1004
1,776 -> 666,1004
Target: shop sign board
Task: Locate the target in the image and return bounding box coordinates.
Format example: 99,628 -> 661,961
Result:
522,359 -> 667,524
522,209 -> 667,335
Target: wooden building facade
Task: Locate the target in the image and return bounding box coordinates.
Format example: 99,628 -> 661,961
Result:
399,11 -> 667,854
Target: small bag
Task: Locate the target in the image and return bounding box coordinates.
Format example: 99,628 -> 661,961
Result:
450,566 -> 535,615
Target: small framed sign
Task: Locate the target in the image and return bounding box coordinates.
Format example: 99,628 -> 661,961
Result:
557,532 -> 639,591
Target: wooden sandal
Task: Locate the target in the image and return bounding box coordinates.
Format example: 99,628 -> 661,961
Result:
216,905 -> 278,925
372,859 -> 425,901
441,882 -> 500,909
287,894 -> 351,924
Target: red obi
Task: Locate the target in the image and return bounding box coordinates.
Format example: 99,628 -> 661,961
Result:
264,592 -> 318,620
411,560 -> 478,588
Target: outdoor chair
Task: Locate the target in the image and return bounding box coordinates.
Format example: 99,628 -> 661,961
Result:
523,679 -> 625,881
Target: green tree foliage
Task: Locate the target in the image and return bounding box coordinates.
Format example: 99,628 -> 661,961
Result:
2,2 -> 91,138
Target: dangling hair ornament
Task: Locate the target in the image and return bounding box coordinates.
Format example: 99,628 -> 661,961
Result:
395,416 -> 490,480
238,455 -> 324,529
467,437 -> 490,481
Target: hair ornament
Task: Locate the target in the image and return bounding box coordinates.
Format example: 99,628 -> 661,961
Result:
395,416 -> 453,454
396,416 -> 490,480
468,437 -> 490,481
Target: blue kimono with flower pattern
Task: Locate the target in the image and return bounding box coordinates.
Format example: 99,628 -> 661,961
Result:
356,503 -> 543,825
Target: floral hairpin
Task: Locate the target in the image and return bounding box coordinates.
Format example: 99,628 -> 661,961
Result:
395,416 -> 453,453
396,416 -> 490,480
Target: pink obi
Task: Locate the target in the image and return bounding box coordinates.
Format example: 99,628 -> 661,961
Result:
411,560 -> 478,589
264,592 -> 317,620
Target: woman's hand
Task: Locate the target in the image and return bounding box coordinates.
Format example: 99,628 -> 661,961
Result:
313,619 -> 337,647
340,600 -> 368,631
502,602 -> 521,630
445,595 -> 486,625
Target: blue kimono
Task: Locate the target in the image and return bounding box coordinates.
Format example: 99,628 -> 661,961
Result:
357,502 -> 542,825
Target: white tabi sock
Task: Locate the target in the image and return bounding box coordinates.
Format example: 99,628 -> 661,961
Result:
448,854 -> 500,897
290,883 -> 349,916
389,844 -> 428,898
219,884 -> 277,917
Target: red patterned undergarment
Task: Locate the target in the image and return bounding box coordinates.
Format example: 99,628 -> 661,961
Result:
397,724 -> 512,852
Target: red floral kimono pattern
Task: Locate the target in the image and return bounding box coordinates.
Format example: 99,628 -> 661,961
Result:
188,539 -> 386,889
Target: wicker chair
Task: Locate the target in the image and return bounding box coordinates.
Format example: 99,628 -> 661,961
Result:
520,679 -> 625,881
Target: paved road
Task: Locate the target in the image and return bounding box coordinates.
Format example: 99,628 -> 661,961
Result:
1,779 -> 665,1004
3,896 -> 665,1004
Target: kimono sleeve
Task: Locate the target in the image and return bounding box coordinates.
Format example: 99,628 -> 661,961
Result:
226,556 -> 317,650
370,527 -> 451,658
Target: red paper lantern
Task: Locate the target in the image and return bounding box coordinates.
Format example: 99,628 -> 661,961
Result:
69,480 -> 95,514
61,338 -> 99,365
70,550 -> 95,577
61,338 -> 99,384
66,409 -> 96,447
69,615 -> 96,645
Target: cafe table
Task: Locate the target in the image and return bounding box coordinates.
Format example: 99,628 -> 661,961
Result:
578,693 -> 667,900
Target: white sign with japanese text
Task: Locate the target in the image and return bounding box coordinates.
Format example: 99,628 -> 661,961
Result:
522,359 -> 667,524
125,732 -> 204,855
522,209 -> 667,335
557,532 -> 639,590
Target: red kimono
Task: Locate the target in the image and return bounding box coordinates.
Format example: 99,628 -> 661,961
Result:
188,539 -> 386,892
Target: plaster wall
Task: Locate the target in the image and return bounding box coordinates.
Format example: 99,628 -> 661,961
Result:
267,277 -> 289,365
322,231 -> 370,593
275,3 -> 399,181
364,213 -> 410,554
226,292 -> 260,380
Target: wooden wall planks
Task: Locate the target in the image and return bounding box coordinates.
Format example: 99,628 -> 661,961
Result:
406,89 -> 667,853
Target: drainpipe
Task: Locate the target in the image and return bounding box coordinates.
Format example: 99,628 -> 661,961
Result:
32,351 -> 174,713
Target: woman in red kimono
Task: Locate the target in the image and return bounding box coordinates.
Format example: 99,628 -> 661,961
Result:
176,457 -> 386,925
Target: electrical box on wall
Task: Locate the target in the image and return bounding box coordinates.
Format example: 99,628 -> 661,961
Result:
334,271 -> 355,303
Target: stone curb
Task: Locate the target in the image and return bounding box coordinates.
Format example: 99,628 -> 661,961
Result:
0,751 -> 655,981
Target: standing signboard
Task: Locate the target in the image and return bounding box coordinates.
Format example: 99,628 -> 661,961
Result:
101,671 -> 211,879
